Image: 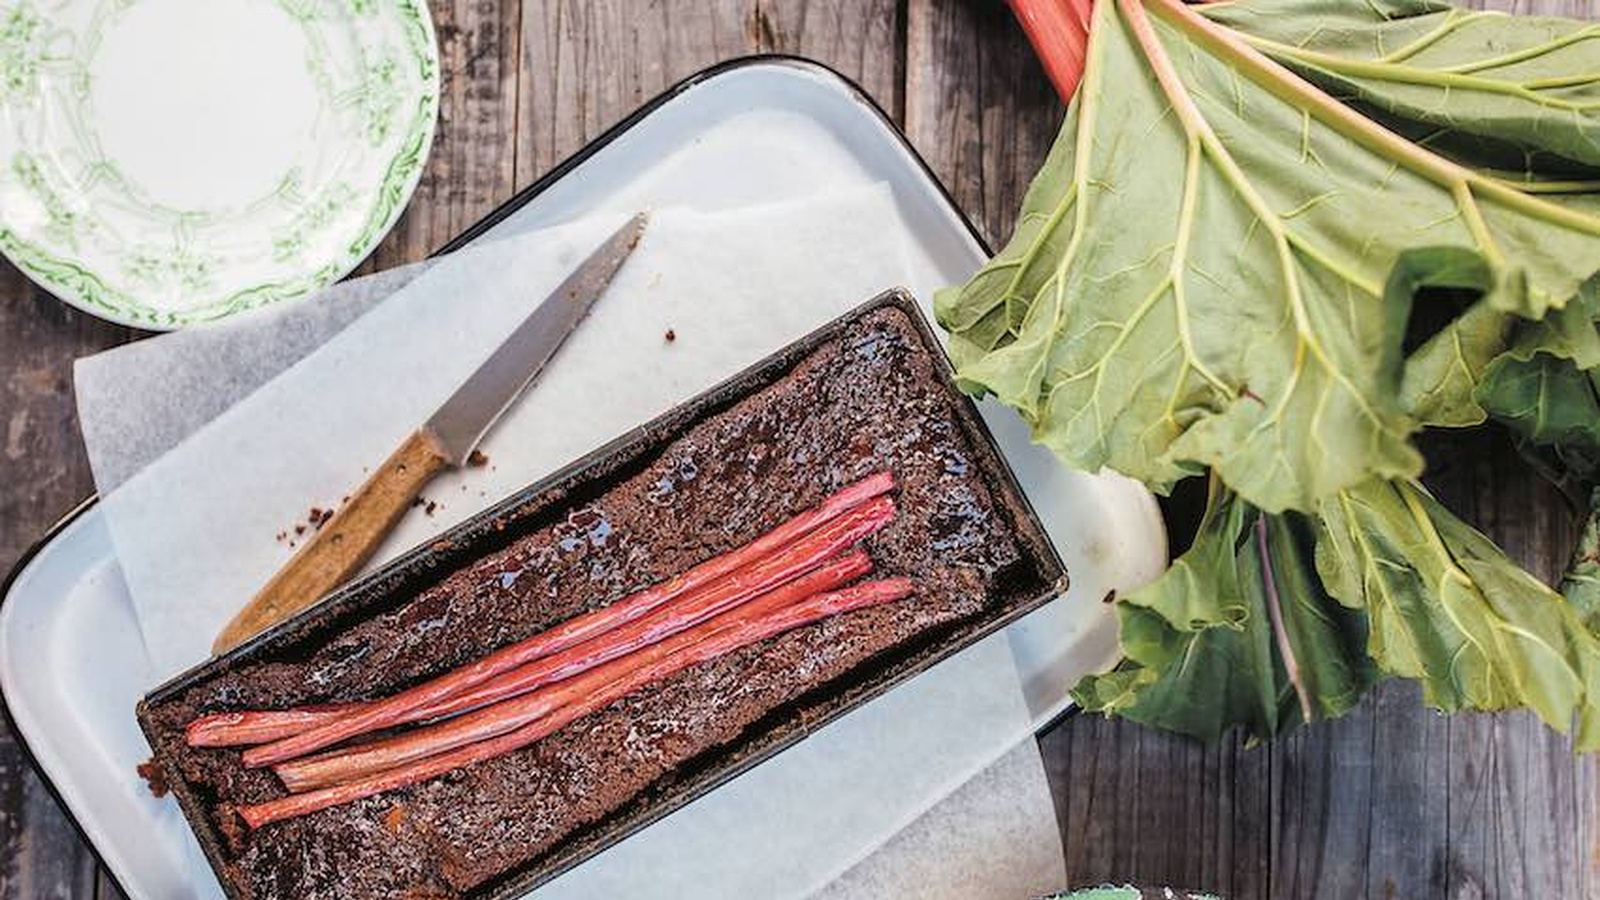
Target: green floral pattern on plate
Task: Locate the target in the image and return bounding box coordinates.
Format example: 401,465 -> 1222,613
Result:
0,0 -> 440,328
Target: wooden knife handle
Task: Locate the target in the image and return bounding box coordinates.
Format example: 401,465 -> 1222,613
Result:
212,430 -> 450,654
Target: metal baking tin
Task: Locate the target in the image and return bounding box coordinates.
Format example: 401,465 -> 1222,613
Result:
136,289 -> 1068,900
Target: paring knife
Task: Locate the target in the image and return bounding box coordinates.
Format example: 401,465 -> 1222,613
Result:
213,213 -> 650,654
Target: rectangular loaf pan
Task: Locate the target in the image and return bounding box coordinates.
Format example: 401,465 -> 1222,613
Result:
137,288 -> 1068,900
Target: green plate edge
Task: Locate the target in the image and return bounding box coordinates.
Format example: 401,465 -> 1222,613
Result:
0,0 -> 441,330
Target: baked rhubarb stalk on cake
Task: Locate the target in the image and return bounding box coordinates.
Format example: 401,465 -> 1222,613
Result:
137,296 -> 1065,900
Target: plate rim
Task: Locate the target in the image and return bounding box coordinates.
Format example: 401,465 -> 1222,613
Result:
0,0 -> 442,331
0,53 -> 1134,896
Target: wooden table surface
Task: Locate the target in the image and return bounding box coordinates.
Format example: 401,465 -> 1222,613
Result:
2,1 -> 1597,897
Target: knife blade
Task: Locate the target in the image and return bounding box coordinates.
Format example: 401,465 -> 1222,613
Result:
213,213 -> 649,653
425,212 -> 649,463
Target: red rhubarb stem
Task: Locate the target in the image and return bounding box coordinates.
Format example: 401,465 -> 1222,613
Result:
403,542 -> 877,723
194,473 -> 892,751
238,578 -> 915,827
1008,0 -> 1095,103
240,483 -> 896,767
186,704 -> 358,748
275,550 -> 875,792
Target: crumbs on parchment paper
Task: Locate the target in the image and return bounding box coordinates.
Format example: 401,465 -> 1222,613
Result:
273,501 -> 340,547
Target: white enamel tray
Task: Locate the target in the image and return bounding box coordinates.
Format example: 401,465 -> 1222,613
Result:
0,58 -> 1167,898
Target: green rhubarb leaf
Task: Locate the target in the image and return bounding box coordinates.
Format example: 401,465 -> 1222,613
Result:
1401,301 -> 1515,427
1565,489 -> 1600,632
1207,0 -> 1600,173
1479,356 -> 1600,458
1317,478 -> 1600,749
1477,275 -> 1600,453
1403,244 -> 1599,431
1073,478 -> 1374,743
1210,0 -> 1600,433
1390,249 -> 1526,427
935,0 -> 1600,513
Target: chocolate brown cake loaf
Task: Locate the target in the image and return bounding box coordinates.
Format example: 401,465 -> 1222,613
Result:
138,296 -> 1064,900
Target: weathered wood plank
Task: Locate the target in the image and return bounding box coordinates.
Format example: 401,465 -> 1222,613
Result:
0,750 -> 98,900
1266,700 -> 1379,899
0,267 -> 133,897
514,0 -> 751,186
514,0 -> 903,189
362,0 -> 524,271
904,0 -> 1061,248
757,0 -> 903,121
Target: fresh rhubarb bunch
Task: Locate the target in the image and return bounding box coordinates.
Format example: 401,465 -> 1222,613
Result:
270,552 -> 876,794
945,0 -> 1600,748
236,578 -> 915,828
189,475 -> 917,823
184,473 -> 894,755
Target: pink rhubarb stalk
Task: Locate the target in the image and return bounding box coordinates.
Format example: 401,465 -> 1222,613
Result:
239,485 -> 896,767
274,551 -> 874,792
190,473 -> 892,750
400,547 -> 878,723
186,704 -> 360,749
237,578 -> 915,828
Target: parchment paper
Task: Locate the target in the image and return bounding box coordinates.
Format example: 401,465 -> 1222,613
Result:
91,187 -> 914,678
76,185 -> 1065,900
811,740 -> 1066,900
533,632 -> 1045,900
78,261 -> 430,492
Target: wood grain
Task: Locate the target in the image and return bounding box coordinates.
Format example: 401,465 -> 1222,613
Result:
3,0 -> 1600,896
905,0 -> 1062,246
515,0 -> 751,185
514,0 -> 903,189
360,0 -> 524,271
0,270 -> 133,897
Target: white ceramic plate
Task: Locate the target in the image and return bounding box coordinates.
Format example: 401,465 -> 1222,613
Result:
0,58 -> 1167,898
0,0 -> 439,329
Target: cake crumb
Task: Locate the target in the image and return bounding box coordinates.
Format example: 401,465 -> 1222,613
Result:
308,506 -> 333,530
664,328 -> 676,343
467,449 -> 490,468
136,758 -> 170,798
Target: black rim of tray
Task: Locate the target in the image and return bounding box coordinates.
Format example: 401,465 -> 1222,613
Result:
0,54 -> 1025,897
